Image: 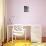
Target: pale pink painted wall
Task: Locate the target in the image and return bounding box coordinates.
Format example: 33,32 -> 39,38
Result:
7,0 -> 46,37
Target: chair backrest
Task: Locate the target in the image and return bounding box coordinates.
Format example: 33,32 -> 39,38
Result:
12,25 -> 25,36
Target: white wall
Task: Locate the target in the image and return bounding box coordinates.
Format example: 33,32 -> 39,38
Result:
7,0 -> 46,37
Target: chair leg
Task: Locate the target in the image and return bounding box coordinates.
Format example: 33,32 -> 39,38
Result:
15,36 -> 16,43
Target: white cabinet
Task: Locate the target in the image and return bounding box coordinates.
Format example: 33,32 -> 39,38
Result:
31,25 -> 42,43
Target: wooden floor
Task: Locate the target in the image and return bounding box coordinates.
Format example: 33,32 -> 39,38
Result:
3,40 -> 31,46
3,40 -> 46,46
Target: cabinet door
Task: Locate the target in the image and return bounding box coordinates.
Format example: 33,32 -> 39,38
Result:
31,25 -> 42,43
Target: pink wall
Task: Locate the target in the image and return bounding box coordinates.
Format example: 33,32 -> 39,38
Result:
7,0 -> 46,37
